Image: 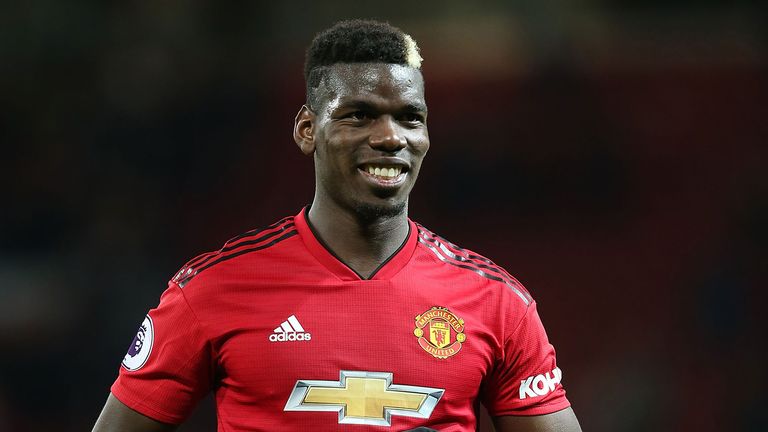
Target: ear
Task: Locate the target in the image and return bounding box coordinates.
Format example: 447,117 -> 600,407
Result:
293,105 -> 316,155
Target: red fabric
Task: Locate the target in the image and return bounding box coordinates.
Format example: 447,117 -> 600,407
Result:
111,208 -> 569,430
111,285 -> 213,424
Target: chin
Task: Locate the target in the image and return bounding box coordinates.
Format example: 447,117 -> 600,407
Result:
352,200 -> 407,223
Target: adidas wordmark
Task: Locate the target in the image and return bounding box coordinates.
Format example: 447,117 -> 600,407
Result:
269,315 -> 311,342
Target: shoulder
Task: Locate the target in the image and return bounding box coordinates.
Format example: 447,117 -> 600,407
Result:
414,222 -> 534,307
170,215 -> 299,289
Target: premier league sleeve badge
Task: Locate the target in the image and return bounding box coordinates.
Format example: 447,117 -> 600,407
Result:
121,314 -> 154,371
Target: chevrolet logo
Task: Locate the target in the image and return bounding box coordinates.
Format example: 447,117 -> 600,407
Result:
284,371 -> 444,426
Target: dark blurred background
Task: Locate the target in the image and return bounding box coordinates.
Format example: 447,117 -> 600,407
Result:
1,1 -> 766,431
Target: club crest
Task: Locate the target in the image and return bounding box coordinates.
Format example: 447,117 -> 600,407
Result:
413,307 -> 466,359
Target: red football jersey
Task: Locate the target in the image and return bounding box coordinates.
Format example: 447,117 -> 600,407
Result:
111,208 -> 570,431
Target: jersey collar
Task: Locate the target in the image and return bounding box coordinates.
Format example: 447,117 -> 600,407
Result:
294,207 -> 418,281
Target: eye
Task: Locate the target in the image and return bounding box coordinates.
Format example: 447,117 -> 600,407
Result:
400,113 -> 425,123
347,111 -> 371,121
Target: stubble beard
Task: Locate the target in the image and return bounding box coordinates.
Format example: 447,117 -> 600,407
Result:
320,181 -> 409,225
317,162 -> 412,225
352,199 -> 407,224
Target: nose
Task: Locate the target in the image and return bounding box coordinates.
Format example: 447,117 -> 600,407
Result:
369,116 -> 407,152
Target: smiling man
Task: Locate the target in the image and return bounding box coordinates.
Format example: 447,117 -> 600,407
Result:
93,20 -> 582,432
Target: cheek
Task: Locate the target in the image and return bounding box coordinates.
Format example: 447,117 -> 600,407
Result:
419,138 -> 430,154
315,139 -> 355,173
410,132 -> 430,155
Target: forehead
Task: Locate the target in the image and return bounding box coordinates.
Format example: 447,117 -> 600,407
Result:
318,63 -> 426,112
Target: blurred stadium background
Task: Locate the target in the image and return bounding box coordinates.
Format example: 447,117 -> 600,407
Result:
1,1 -> 766,431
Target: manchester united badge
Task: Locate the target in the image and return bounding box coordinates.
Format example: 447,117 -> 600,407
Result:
413,307 -> 466,359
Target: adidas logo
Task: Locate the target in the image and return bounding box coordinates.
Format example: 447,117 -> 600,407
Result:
269,315 -> 312,342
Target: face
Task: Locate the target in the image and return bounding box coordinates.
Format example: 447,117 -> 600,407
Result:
295,63 -> 430,219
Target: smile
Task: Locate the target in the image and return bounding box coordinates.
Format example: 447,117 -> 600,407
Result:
362,165 -> 402,178
359,164 -> 407,186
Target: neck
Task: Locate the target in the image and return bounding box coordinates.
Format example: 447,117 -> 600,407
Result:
307,198 -> 410,279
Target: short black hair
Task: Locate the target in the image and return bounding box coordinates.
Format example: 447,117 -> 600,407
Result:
304,19 -> 422,110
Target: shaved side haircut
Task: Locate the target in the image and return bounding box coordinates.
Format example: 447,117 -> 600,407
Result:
303,19 -> 423,110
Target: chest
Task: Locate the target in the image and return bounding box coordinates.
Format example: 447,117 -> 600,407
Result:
204,279 -> 502,428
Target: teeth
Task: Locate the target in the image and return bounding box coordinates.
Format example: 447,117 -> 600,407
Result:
364,165 -> 403,178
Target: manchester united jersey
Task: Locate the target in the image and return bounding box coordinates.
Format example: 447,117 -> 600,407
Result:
111,208 -> 570,431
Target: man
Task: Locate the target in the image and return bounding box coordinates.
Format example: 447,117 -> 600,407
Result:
93,20 -> 582,431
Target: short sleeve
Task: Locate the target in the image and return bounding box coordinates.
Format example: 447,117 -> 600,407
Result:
481,301 -> 570,416
110,282 -> 213,424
